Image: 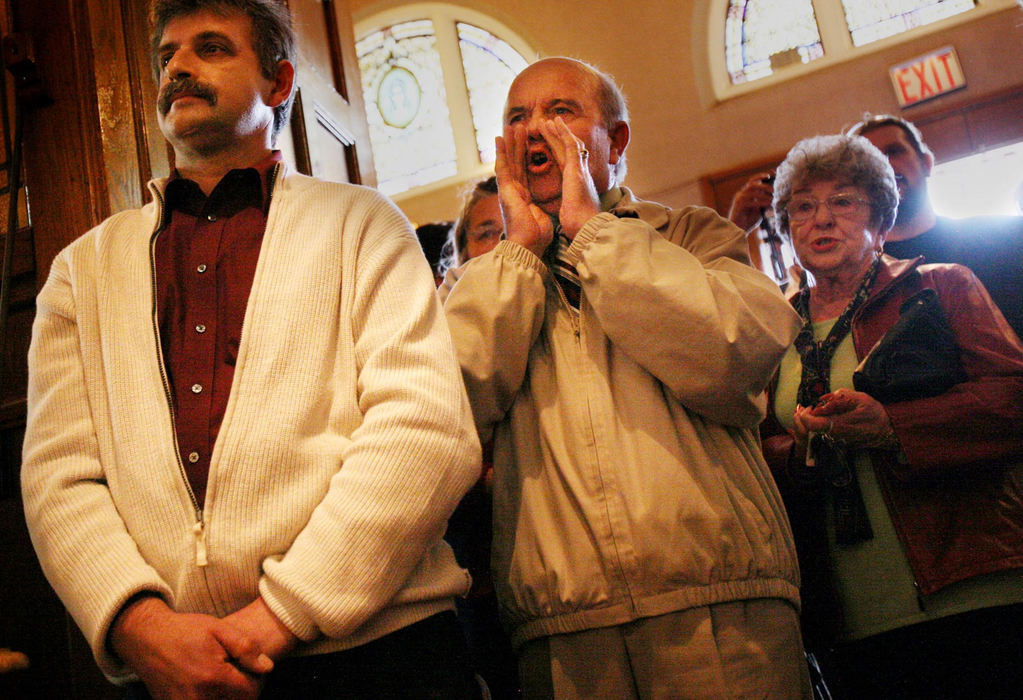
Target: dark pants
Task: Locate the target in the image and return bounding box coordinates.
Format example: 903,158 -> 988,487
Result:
124,611 -> 481,700
454,593 -> 519,699
820,603 -> 1023,699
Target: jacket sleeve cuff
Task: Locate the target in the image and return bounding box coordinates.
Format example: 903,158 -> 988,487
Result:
566,212 -> 618,267
494,239 -> 549,275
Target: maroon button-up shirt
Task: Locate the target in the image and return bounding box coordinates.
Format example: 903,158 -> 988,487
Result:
154,152 -> 281,508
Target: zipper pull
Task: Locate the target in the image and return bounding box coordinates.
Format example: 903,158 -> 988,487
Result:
192,517 -> 208,567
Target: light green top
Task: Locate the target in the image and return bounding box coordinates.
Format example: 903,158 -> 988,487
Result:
774,318 -> 1023,641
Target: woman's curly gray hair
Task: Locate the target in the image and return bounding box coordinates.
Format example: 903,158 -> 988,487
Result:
773,133 -> 899,235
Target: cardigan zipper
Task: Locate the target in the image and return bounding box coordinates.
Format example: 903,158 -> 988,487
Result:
144,164 -> 282,569
148,184 -> 208,568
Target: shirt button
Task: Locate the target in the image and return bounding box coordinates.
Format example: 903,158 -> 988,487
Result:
191,383 -> 203,394
197,264 -> 207,273
195,324 -> 206,333
187,451 -> 200,463
206,214 -> 217,222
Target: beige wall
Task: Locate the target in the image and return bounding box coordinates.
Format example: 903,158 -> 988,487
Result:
352,0 -> 1023,224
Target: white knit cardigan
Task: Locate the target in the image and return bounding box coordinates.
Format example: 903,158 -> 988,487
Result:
21,166 -> 481,681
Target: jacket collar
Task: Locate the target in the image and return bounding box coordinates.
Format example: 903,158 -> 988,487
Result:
609,186 -> 673,230
786,254 -> 925,306
864,254 -> 924,305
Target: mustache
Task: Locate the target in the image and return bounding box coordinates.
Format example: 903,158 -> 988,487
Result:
158,78 -> 217,115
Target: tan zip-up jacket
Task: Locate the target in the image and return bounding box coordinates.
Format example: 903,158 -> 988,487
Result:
442,187 -> 803,647
22,167 -> 480,681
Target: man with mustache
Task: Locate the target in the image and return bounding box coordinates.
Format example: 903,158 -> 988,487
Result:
442,57 -> 810,698
849,114 -> 1023,339
21,1 -> 481,698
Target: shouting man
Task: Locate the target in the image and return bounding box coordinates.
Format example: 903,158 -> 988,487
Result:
442,57 -> 809,699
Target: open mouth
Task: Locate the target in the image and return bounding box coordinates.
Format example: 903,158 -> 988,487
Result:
526,149 -> 553,174
811,237 -> 839,252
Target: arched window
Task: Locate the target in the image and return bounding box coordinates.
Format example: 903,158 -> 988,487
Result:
355,5 -> 531,197
725,0 -> 823,84
841,0 -> 977,47
715,0 -> 1011,97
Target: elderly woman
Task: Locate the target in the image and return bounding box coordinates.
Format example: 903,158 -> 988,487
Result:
762,134 -> 1023,698
440,175 -> 502,275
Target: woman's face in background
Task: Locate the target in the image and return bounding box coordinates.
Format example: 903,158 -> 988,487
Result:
464,193 -> 503,260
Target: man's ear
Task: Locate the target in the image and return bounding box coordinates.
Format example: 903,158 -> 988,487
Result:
608,121 -> 630,165
921,150 -> 934,178
267,60 -> 295,108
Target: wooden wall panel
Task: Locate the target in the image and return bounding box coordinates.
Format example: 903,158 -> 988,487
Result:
16,0 -> 109,280
915,85 -> 1023,161
286,0 -> 375,185
1,1 -> 161,697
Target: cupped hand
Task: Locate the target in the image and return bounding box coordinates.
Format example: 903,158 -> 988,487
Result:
495,124 -> 554,258
538,117 -> 600,238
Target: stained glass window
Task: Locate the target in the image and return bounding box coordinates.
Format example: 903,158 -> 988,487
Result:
356,21 -> 457,196
457,22 -> 529,164
357,15 -> 530,197
723,0 -> 982,88
725,0 -> 824,84
841,0 -> 977,47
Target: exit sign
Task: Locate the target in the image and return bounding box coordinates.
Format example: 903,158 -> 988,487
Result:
890,46 -> 966,108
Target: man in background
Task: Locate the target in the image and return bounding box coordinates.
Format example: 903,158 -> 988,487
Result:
21,1 -> 480,698
849,113 -> 1023,338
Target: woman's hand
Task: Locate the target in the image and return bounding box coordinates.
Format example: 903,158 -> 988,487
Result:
796,388 -> 897,449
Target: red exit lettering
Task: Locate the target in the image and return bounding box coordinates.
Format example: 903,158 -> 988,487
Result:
890,47 -> 965,108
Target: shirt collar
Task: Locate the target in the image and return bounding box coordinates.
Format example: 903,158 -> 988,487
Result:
599,186 -> 624,212
166,150 -> 282,217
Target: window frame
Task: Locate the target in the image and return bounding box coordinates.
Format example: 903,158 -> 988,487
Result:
708,0 -> 1017,101
354,2 -> 535,201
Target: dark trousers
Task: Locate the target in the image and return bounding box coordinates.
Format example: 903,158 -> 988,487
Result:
820,603 -> 1023,699
125,611 -> 481,700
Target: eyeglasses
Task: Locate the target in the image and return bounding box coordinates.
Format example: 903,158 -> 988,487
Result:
468,228 -> 503,244
786,193 -> 871,222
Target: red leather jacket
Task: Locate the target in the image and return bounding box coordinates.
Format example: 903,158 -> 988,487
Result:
763,256 -> 1023,643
